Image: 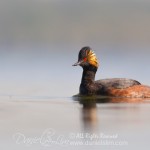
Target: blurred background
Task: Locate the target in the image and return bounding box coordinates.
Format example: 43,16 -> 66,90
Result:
0,0 -> 150,97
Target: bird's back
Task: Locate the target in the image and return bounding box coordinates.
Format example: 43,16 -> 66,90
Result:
96,78 -> 141,89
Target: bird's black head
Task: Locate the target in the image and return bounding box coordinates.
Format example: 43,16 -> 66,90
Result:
73,46 -> 99,68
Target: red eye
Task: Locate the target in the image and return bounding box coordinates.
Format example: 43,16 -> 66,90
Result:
83,57 -> 87,62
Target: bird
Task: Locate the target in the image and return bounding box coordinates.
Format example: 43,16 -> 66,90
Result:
73,46 -> 150,98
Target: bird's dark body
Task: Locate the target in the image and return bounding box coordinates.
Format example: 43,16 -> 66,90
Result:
79,65 -> 141,96
80,78 -> 141,95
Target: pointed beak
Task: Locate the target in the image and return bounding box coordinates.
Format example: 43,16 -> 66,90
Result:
72,60 -> 83,66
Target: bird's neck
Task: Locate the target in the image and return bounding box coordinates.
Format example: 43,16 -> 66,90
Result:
81,65 -> 97,85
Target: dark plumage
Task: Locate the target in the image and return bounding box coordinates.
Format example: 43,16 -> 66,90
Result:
73,46 -> 150,98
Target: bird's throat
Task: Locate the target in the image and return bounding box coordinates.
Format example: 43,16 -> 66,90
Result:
81,66 -> 97,85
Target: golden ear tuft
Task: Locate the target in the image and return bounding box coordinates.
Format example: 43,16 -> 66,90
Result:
87,50 -> 99,68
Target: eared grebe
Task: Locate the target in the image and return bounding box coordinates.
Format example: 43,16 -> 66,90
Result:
73,46 -> 150,98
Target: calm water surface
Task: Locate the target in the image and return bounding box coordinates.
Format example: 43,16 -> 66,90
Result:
0,96 -> 150,150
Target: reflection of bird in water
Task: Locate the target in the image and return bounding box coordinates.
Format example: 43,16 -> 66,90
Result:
73,46 -> 150,98
81,99 -> 98,131
72,95 -> 150,135
74,96 -> 98,132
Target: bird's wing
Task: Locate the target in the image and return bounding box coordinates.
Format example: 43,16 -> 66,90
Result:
96,78 -> 141,89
